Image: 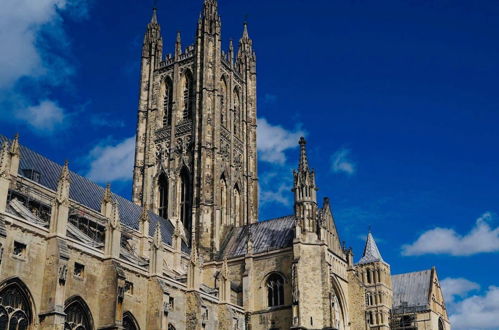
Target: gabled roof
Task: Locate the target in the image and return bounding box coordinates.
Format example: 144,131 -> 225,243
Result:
357,231 -> 385,265
392,269 -> 432,314
217,215 -> 296,259
0,135 -> 185,250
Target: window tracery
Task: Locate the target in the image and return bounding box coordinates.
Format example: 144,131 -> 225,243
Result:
182,72 -> 193,119
0,280 -> 32,330
163,79 -> 173,126
123,312 -> 139,330
64,297 -> 93,330
267,273 -> 284,307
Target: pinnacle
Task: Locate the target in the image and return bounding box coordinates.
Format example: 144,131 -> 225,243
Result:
298,137 -> 309,171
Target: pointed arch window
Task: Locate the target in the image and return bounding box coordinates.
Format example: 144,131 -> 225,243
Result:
233,184 -> 241,226
0,279 -> 32,330
220,79 -> 228,127
168,324 -> 176,330
163,78 -> 173,126
267,273 -> 285,307
182,72 -> 193,119
64,297 -> 93,330
158,173 -> 169,219
220,175 -> 228,226
123,312 -> 139,330
180,167 -> 192,236
233,88 -> 241,135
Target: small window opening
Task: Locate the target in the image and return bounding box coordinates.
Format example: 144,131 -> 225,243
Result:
74,263 -> 85,278
13,241 -> 26,257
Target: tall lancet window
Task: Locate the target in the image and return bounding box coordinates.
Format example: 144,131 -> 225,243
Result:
182,71 -> 193,119
267,273 -> 285,307
233,88 -> 241,135
180,167 -> 192,235
220,78 -> 228,127
233,184 -> 241,226
220,175 -> 228,225
163,78 -> 173,126
158,173 -> 168,219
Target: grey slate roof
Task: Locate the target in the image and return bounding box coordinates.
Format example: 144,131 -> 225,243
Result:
392,269 -> 432,314
0,135 -> 186,251
217,215 -> 296,259
358,231 -> 385,265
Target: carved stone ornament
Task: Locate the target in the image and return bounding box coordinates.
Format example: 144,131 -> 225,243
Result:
58,264 -> 68,284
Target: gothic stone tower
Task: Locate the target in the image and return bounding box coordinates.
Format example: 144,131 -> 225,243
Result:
132,0 -> 258,258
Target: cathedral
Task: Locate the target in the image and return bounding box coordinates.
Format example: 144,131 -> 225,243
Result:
0,1 -> 451,329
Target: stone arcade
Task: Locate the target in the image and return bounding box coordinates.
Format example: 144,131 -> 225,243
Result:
0,1 -> 450,329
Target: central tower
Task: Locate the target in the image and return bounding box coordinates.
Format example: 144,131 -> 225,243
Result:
132,0 -> 258,258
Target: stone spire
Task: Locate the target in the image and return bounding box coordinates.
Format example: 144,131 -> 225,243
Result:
142,7 -> 163,62
175,31 -> 182,58
293,137 -> 318,234
358,231 -> 385,265
237,22 -> 253,59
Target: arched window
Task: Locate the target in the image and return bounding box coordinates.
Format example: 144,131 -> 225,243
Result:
233,88 -> 241,135
123,312 -> 139,330
366,269 -> 372,284
438,318 -> 445,330
233,184 -> 241,226
168,324 -> 176,330
163,78 -> 173,126
64,296 -> 93,330
266,273 -> 284,307
220,78 -> 228,127
220,175 -> 228,225
0,279 -> 33,330
180,167 -> 192,236
182,71 -> 193,119
158,173 -> 168,219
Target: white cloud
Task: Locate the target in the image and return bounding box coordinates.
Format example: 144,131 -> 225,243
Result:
85,137 -> 135,183
260,181 -> 292,207
257,118 -> 305,165
331,148 -> 356,175
16,100 -> 66,132
0,0 -> 88,132
0,0 -> 78,88
449,285 -> 499,329
441,277 -> 480,304
402,212 -> 499,256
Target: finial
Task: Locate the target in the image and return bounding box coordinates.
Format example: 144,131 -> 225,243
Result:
151,7 -> 158,24
10,133 -> 20,155
61,160 -> 70,180
298,137 -> 309,171
103,183 -> 113,203
242,21 -> 249,39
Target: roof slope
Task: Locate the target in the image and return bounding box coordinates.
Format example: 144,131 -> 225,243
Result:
392,269 -> 432,313
217,215 -> 296,259
358,231 -> 385,264
0,135 -> 179,248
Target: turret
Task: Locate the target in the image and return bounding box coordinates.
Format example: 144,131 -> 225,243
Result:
236,22 -> 256,73
357,230 -> 392,329
293,137 -> 318,234
132,8 -> 164,206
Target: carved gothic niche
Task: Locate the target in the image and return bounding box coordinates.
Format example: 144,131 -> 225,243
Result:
58,264 -> 68,285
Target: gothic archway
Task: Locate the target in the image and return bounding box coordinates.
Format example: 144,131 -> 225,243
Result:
64,296 -> 94,330
0,278 -> 34,330
123,311 -> 139,330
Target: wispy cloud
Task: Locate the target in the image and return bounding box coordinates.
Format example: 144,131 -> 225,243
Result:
441,277 -> 480,304
331,148 -> 356,175
257,117 -> 305,165
15,100 -> 67,133
0,0 -> 89,133
402,212 -> 499,256
449,285 -> 499,329
85,136 -> 135,183
263,93 -> 278,105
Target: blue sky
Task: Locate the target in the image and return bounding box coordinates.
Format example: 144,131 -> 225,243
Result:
1,0 -> 499,327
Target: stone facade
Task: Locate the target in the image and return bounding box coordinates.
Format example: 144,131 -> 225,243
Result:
0,1 -> 451,329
